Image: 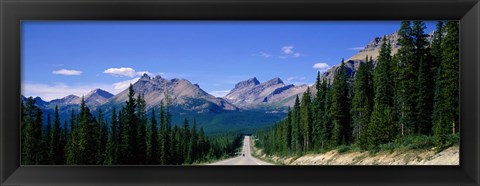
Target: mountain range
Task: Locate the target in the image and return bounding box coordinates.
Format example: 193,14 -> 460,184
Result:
22,30 -> 417,134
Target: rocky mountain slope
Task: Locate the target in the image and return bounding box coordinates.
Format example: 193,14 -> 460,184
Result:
224,77 -> 308,109
321,31 -> 433,84
107,74 -> 237,113
24,88 -> 113,109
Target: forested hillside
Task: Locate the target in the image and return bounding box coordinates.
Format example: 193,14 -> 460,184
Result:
255,21 -> 459,156
21,85 -> 243,165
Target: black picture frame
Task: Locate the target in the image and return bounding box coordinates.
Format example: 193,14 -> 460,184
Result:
1,0 -> 479,185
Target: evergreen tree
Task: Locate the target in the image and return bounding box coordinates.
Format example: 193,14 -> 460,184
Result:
59,120 -> 67,164
105,107 -> 118,165
147,108 -> 160,164
312,72 -> 327,150
182,118 -> 191,164
321,82 -> 334,148
66,109 -> 79,164
292,96 -> 302,152
21,97 -> 44,164
351,56 -> 374,148
433,21 -> 459,147
117,108 -> 126,163
285,107 -> 292,151
415,57 -> 434,134
96,109 -> 108,164
368,36 -> 396,148
76,96 -> 99,164
331,59 -> 351,145
431,21 -> 444,79
43,113 -> 52,164
412,21 -> 434,135
171,125 -> 181,164
49,105 -> 62,164
395,21 -> 417,136
136,94 -> 147,164
300,87 -> 313,151
122,84 -> 138,164
189,119 -> 198,163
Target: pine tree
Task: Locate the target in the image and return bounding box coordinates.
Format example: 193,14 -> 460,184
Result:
412,21 -> 434,135
189,119 -> 198,163
76,96 -> 98,164
351,56 -> 374,148
285,107 -> 292,151
59,120 -> 67,164
122,84 -> 138,164
49,105 -> 62,164
412,21 -> 430,63
395,21 -> 417,136
415,57 -> 433,134
43,113 -> 52,164
367,105 -> 395,149
321,82 -> 334,148
300,87 -> 313,151
66,109 -> 79,164
105,107 -> 118,165
182,118 -> 191,164
147,108 -> 160,164
367,36 -> 396,148
136,94 -> 147,164
171,125 -> 181,164
292,96 -> 302,152
433,21 -> 459,147
117,108 -> 126,163
96,109 -> 108,164
431,21 -> 444,79
312,72 -> 327,150
331,59 -> 351,145
21,97 -> 44,164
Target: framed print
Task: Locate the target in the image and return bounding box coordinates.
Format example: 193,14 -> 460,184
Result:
1,0 -> 479,185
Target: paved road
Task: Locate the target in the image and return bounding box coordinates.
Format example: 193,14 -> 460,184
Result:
209,136 -> 273,165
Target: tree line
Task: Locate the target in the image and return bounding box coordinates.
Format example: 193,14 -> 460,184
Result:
256,21 -> 459,155
21,84 -> 243,165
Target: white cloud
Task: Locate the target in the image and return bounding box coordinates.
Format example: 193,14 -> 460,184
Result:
280,46 -> 302,58
209,90 -> 230,97
348,47 -> 364,51
22,82 -> 112,101
112,78 -> 140,92
52,69 -> 82,76
282,46 -> 294,54
259,52 -> 272,58
313,62 -> 331,73
103,67 -> 151,77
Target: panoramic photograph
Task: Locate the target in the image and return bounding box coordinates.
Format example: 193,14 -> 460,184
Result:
21,21 -> 459,165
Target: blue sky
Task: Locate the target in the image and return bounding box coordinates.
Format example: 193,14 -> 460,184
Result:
22,21 -> 436,101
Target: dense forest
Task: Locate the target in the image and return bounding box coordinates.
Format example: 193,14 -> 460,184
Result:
255,21 -> 459,155
21,85 -> 243,165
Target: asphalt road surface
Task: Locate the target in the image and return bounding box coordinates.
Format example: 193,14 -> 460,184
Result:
209,136 -> 273,165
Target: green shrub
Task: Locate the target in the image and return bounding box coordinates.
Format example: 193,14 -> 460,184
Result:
337,145 -> 350,153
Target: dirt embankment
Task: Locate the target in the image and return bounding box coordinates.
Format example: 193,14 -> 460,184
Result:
253,146 -> 459,165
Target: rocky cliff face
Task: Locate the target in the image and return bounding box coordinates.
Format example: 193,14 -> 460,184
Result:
225,77 -> 308,109
84,89 -> 114,107
108,74 -> 237,113
321,31 -> 434,84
